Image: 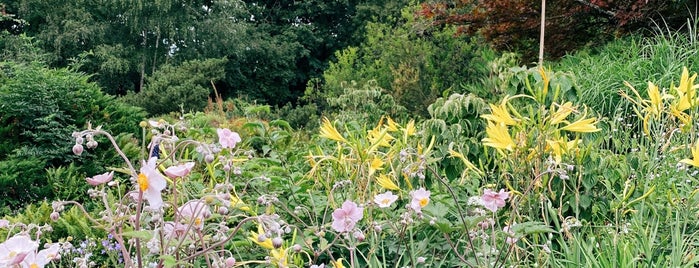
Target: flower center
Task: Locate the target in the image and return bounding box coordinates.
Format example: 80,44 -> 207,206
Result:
381,199 -> 391,205
138,173 -> 149,192
419,198 -> 429,208
30,264 -> 39,268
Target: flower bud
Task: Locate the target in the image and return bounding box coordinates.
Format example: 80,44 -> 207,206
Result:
225,257 -> 236,267
292,244 -> 302,253
72,144 -> 84,156
139,121 -> 148,128
50,211 -> 60,221
86,140 -> 98,149
257,233 -> 267,243
205,154 -> 215,164
272,237 -> 283,248
218,206 -> 229,215
75,137 -> 84,145
353,231 -> 365,242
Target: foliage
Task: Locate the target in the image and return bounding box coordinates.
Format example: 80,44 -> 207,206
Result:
315,3 -> 493,117
122,58 -> 228,115
417,0 -> 694,62
556,28 -> 699,119
326,80 -> 408,124
0,61 -> 144,212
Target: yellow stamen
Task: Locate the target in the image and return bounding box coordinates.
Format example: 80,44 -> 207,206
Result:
419,198 -> 429,207
138,173 -> 149,192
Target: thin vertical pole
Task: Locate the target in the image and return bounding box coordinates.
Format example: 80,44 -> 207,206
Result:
538,0 -> 546,66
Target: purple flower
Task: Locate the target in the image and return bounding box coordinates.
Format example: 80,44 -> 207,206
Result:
331,200 -> 363,233
481,189 -> 510,212
217,128 -> 242,149
86,171 -> 114,186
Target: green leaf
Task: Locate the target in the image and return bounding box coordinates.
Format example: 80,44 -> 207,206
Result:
510,221 -> 557,235
161,255 -> 177,268
121,230 -> 153,240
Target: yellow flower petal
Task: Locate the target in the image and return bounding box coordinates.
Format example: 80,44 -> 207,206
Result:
249,225 -> 274,250
680,143 -> 699,167
549,102 -> 575,125
481,99 -> 518,126
319,117 -> 346,143
369,157 -> 384,176
333,258 -> 346,268
405,120 -> 416,136
561,117 -> 600,133
377,174 -> 400,190
482,121 -> 515,151
385,116 -> 400,132
368,126 -> 394,147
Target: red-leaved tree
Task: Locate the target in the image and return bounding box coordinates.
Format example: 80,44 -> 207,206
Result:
417,0 -> 693,62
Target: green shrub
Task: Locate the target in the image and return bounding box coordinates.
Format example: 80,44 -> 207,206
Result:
122,58 -> 228,115
316,4 -> 492,118
0,61 -> 144,213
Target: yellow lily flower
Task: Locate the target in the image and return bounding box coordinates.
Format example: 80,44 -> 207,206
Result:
546,139 -> 565,164
368,126 -> 394,147
405,120 -> 416,136
333,258 -> 346,268
680,143 -> 699,167
482,121 -> 515,151
385,116 -> 400,132
249,225 -> 274,250
319,117 -> 347,143
270,246 -> 288,267
481,98 -> 518,126
561,116 -> 600,133
549,102 -> 575,125
674,67 -> 697,111
646,81 -> 664,116
368,157 -> 384,176
376,174 -> 400,190
670,104 -> 692,127
230,193 -> 251,212
676,67 -> 698,93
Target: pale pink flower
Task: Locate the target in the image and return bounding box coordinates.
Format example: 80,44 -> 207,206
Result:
164,162 -> 195,179
217,128 -> 242,149
137,157 -> 167,210
178,200 -> 211,229
21,243 -> 60,268
148,120 -> 164,128
0,219 -> 10,228
373,191 -> 398,208
410,188 -> 431,212
86,171 -> 114,186
331,200 -> 363,233
163,221 -> 189,239
0,235 -> 38,266
481,189 -> 510,212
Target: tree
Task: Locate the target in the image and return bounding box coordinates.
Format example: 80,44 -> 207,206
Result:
417,0 -> 695,62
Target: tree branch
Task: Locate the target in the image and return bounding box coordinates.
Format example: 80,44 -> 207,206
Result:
572,0 -> 616,17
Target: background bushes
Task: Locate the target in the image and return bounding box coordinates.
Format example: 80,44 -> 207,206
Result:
0,61 -> 144,214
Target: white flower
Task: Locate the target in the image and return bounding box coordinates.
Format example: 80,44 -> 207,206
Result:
373,191 -> 398,208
